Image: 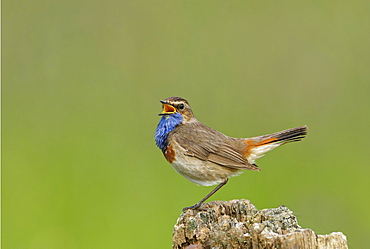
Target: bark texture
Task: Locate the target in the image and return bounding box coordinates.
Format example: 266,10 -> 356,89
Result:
173,199 -> 347,249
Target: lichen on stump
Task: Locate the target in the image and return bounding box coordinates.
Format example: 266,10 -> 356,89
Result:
172,199 -> 347,249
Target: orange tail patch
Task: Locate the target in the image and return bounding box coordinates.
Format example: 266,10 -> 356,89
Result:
242,126 -> 308,163
242,137 -> 279,158
254,137 -> 279,146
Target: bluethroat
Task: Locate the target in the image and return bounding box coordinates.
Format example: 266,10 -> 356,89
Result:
155,97 -> 308,211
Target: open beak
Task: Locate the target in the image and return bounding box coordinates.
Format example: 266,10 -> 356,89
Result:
159,100 -> 177,115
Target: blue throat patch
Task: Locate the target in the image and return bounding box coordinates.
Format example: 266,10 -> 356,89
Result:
155,112 -> 183,152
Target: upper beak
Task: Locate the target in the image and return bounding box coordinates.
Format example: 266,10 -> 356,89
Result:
159,100 -> 177,115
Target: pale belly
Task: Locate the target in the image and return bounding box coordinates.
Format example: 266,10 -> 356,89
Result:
170,154 -> 242,186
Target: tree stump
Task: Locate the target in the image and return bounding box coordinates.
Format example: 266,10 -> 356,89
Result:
172,199 -> 348,249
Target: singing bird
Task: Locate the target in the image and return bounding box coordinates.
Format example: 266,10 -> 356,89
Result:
155,97 -> 308,211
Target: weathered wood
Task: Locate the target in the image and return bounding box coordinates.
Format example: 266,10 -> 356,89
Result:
173,199 -> 347,249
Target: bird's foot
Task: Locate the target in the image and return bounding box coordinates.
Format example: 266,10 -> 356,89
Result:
182,202 -> 207,212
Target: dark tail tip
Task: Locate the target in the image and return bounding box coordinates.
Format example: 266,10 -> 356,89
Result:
275,125 -> 308,143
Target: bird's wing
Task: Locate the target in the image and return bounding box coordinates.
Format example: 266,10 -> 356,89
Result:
171,123 -> 260,171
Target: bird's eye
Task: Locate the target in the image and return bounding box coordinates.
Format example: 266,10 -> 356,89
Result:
178,104 -> 185,110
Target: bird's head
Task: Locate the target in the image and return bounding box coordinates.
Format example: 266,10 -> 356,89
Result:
159,97 -> 194,122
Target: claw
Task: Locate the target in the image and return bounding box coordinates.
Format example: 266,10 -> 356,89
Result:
182,202 -> 206,212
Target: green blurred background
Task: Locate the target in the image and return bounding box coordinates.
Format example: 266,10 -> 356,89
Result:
4,1 -> 369,248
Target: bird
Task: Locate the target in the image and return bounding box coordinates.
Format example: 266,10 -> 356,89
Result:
155,97 -> 308,211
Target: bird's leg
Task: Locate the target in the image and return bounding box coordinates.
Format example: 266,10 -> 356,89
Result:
182,178 -> 229,211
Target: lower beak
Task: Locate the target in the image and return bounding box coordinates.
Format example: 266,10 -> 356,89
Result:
159,101 -> 177,115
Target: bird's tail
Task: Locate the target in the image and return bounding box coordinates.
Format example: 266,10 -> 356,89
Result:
242,126 -> 308,163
